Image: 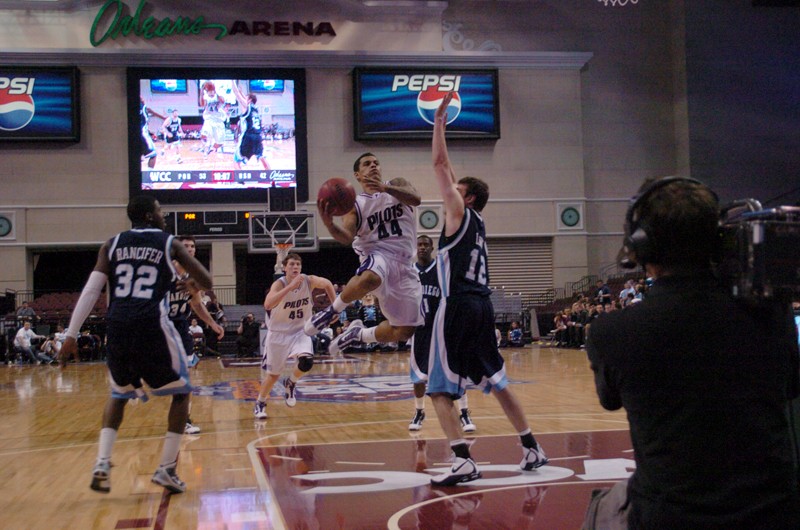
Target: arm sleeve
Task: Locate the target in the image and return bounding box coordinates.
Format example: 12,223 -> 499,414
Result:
66,271 -> 108,339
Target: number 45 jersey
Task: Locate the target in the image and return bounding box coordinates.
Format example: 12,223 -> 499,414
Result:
266,274 -> 313,333
106,229 -> 177,322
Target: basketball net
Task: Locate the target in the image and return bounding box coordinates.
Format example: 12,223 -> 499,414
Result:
275,242 -> 293,274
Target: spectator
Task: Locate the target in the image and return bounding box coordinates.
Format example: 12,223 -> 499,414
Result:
495,326 -> 502,347
14,321 -> 51,364
16,301 -> 38,323
236,312 -> 260,357
507,321 -> 524,347
77,329 -> 98,361
618,280 -> 635,303
593,279 -> 612,307
188,318 -> 203,336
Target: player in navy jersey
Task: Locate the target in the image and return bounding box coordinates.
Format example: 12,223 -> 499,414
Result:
231,81 -> 270,170
160,108 -> 184,164
140,97 -> 164,169
169,235 -> 225,434
408,234 -> 476,432
60,196 -> 213,495
426,92 -> 547,487
307,153 -> 423,355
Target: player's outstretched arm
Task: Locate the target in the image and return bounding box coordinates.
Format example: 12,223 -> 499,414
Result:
433,92 -> 465,237
318,200 -> 358,246
230,80 -> 248,109
188,290 -> 224,339
61,242 -> 111,366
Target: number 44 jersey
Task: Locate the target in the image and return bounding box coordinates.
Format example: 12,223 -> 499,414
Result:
106,229 -> 177,322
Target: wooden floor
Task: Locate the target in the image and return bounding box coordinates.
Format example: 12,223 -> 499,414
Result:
0,345 -> 630,529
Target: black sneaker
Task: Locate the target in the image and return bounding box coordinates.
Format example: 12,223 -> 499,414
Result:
459,409 -> 476,433
408,409 -> 425,431
304,306 -> 337,336
284,378 -> 297,407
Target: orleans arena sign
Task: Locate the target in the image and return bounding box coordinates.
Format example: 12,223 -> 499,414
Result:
90,0 -> 336,47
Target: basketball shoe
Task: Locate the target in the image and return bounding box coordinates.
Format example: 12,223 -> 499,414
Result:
90,459 -> 111,493
459,409 -> 476,433
520,443 -> 549,471
151,464 -> 186,494
430,457 -> 482,487
284,378 -> 297,407
184,421 -> 200,435
254,400 -> 268,419
328,319 -> 364,355
408,409 -> 425,431
304,306 -> 337,336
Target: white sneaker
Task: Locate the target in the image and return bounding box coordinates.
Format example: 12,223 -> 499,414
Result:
253,400 -> 268,419
184,421 -> 201,435
90,459 -> 111,493
520,443 -> 549,471
151,465 -> 186,493
329,319 -> 364,355
430,457 -> 482,487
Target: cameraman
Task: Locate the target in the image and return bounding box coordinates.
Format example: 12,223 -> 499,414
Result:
583,178 -> 800,529
236,313 -> 260,358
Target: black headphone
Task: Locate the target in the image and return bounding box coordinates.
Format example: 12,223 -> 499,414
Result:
619,177 -> 718,269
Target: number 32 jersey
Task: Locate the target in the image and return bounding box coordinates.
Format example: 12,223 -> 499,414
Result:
437,208 -> 492,298
106,229 -> 177,322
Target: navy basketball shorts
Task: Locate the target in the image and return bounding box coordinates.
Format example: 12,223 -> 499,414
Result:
427,294 -> 509,397
105,317 -> 191,398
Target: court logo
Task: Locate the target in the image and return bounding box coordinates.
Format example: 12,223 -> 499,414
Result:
0,78 -> 36,131
417,87 -> 461,126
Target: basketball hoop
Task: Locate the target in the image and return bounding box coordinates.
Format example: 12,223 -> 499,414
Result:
275,242 -> 293,274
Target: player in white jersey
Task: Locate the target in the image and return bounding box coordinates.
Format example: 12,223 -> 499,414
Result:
254,253 -> 336,419
305,153 -> 423,355
199,81 -> 227,158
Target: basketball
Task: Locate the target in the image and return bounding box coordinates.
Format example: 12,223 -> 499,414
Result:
318,177 -> 356,216
203,80 -> 215,93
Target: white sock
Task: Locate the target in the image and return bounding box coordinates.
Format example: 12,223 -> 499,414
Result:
332,296 -> 348,312
159,431 -> 182,468
360,326 -> 377,344
97,427 -> 117,462
414,397 -> 425,410
457,396 -> 469,411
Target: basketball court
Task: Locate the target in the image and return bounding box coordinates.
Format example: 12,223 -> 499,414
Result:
0,345 -> 631,529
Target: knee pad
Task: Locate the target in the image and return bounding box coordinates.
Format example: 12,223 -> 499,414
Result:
297,355 -> 314,373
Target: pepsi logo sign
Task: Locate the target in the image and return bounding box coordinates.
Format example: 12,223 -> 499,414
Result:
417,87 -> 461,126
0,78 -> 36,132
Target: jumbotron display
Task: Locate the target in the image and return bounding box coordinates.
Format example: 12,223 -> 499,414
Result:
127,67 -> 308,205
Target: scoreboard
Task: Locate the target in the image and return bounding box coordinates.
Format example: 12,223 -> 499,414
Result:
146,169 -> 297,189
163,210 -> 250,238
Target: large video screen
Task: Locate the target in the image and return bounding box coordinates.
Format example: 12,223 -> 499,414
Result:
127,67 -> 308,205
353,67 -> 500,140
0,66 -> 80,142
